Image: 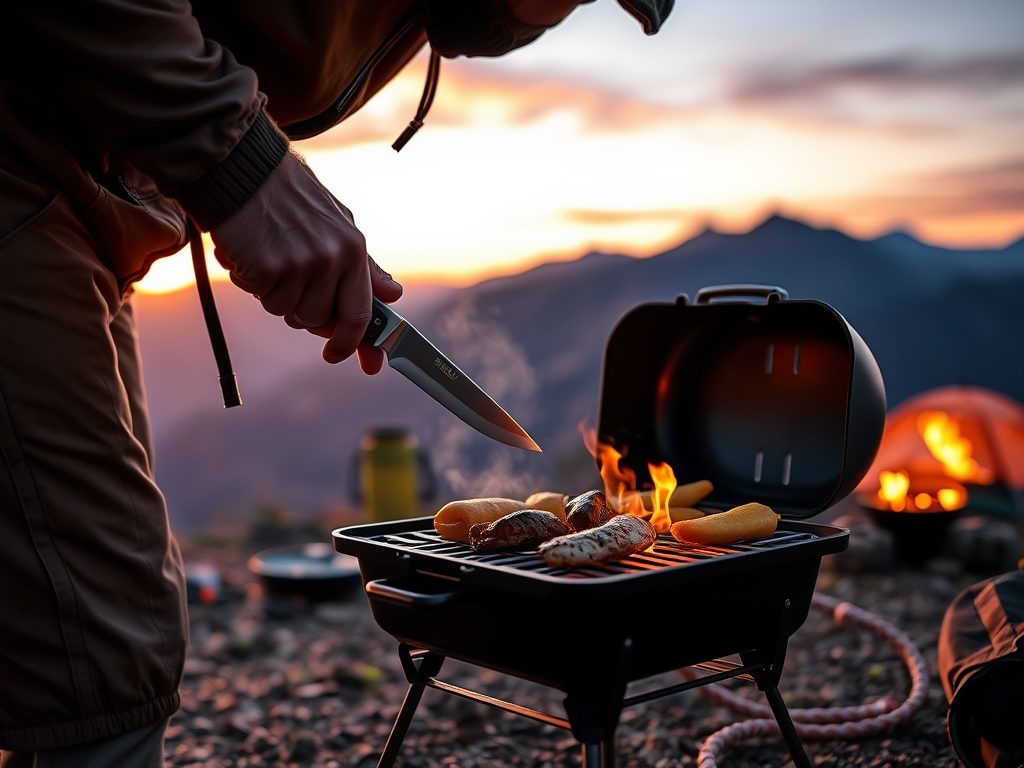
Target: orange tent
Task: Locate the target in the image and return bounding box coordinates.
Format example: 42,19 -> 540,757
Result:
856,385 -> 1024,515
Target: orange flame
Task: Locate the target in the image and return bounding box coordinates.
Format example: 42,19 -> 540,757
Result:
878,470 -> 909,512
598,442 -> 636,512
875,467 -> 967,512
579,425 -> 677,534
937,487 -> 964,511
647,462 -> 677,533
917,411 -> 991,483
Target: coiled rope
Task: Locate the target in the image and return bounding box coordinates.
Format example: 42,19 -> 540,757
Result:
687,593 -> 930,768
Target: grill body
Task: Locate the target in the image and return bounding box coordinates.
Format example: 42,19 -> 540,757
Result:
334,517 -> 847,691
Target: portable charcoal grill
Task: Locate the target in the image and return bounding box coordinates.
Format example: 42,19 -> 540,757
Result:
334,285 -> 887,768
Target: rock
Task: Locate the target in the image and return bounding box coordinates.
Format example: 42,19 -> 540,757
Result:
211,692 -> 237,712
243,726 -> 278,755
182,657 -> 216,677
292,682 -> 333,698
289,732 -> 320,763
199,631 -> 230,660
945,515 -> 1022,574
228,698 -> 264,734
824,517 -> 895,573
265,627 -> 298,660
230,617 -> 263,656
315,602 -> 359,625
189,715 -> 215,735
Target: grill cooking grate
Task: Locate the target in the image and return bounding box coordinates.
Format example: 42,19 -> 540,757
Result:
368,527 -> 819,580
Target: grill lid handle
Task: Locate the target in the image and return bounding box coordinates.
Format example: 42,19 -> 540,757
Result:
694,284 -> 790,305
365,578 -> 462,607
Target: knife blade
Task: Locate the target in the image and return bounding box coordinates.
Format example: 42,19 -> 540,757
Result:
363,297 -> 541,452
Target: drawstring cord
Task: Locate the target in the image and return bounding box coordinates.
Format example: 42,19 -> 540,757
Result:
189,48 -> 439,405
188,221 -> 242,408
392,49 -> 442,152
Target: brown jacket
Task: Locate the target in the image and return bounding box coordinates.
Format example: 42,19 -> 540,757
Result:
0,0 -> 426,287
0,0 -> 424,750
0,0 -> 671,750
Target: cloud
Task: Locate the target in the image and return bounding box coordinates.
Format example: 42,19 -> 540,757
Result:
830,155 -> 1024,221
888,156 -> 1024,215
561,208 -> 692,226
729,53 -> 1024,106
297,50 -> 1024,156
297,56 -> 691,151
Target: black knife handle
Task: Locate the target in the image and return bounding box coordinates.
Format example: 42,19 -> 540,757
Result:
363,296 -> 404,347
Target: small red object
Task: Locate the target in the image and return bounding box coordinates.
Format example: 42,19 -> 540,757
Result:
198,585 -> 217,604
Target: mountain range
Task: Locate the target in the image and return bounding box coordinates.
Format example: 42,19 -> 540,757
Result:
134,216 -> 1024,533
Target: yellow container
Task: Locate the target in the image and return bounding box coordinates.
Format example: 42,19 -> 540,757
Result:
361,428 -> 419,522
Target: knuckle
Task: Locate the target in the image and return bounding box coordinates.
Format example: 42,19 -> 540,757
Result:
342,304 -> 373,330
342,228 -> 367,254
309,244 -> 336,271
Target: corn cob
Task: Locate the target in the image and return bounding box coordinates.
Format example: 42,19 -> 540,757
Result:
670,502 -> 777,545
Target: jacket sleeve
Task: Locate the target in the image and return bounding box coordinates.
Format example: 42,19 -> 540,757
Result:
8,0 -> 289,230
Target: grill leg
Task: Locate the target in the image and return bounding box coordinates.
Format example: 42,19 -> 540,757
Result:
377,646 -> 446,768
580,737 -> 616,768
601,736 -> 616,768
376,681 -> 426,768
763,686 -> 811,768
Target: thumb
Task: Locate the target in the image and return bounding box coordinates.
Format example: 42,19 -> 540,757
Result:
370,256 -> 403,303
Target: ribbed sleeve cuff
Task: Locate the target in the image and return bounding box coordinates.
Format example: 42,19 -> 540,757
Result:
174,109 -> 289,231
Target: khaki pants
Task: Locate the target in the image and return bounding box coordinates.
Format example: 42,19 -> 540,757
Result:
0,195 -> 185,753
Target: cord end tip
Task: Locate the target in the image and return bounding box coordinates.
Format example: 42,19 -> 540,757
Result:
392,121 -> 422,152
219,374 -> 242,408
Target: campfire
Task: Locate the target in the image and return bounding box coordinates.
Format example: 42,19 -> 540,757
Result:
868,410 -> 979,513
857,386 -> 1024,518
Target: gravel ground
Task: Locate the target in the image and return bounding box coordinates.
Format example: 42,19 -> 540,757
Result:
167,542 -> 972,768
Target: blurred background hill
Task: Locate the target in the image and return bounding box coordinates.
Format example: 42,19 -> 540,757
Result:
135,216 -> 1024,533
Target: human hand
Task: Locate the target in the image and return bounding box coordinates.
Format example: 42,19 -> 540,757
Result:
209,151 -> 402,374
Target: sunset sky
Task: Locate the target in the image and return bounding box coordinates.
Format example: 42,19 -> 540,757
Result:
137,0 -> 1024,293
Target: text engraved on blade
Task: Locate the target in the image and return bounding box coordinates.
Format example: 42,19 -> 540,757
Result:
434,357 -> 458,381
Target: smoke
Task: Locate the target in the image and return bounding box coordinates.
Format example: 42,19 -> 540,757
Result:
430,298 -> 542,499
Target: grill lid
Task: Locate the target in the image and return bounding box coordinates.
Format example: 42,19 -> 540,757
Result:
598,285 -> 885,519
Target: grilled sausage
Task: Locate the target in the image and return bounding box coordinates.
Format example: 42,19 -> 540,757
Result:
670,502 -> 777,545
468,510 -> 571,551
565,490 -> 615,532
434,498 -> 527,543
524,491 -> 569,522
538,515 -> 658,567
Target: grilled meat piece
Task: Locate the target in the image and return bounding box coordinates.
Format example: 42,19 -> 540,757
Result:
538,515 -> 658,567
469,510 -> 571,551
565,490 -> 615,532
